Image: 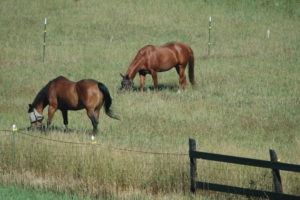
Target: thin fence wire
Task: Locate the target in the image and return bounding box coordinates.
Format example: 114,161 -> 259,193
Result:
0,126 -> 189,181
6,129 -> 189,156
0,127 -> 289,194
0,127 -> 190,176
0,130 -> 11,134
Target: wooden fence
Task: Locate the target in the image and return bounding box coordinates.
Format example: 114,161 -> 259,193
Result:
189,138 -> 300,200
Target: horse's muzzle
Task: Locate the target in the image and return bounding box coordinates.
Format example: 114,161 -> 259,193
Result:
28,109 -> 44,123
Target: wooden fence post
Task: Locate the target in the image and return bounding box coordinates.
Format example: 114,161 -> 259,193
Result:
208,16 -> 212,56
11,124 -> 17,164
269,149 -> 283,193
189,138 -> 197,193
43,18 -> 47,63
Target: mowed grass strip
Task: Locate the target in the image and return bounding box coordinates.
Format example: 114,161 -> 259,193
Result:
0,185 -> 92,200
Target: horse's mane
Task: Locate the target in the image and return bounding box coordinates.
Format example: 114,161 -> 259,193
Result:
31,76 -> 66,107
31,81 -> 51,107
129,45 -> 152,67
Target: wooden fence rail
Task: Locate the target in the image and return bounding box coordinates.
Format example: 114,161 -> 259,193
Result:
189,138 -> 300,200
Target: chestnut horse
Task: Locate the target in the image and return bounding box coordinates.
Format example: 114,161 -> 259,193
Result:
28,76 -> 119,134
120,42 -> 195,91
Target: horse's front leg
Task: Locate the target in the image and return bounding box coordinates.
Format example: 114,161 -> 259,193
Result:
47,104 -> 57,128
139,74 -> 146,92
151,71 -> 158,91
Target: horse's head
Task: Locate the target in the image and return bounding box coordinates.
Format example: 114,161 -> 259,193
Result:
28,104 -> 44,127
120,74 -> 134,90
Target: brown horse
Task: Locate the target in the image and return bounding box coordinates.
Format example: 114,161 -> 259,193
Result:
120,41 -> 195,91
28,76 -> 119,134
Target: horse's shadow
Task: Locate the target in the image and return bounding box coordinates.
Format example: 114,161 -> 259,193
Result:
26,124 -> 104,135
119,84 -> 179,92
27,125 -> 89,134
147,84 -> 179,92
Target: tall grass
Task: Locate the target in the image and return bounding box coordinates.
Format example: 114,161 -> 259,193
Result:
0,0 -> 299,199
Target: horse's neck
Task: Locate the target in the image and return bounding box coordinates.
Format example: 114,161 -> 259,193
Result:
32,91 -> 48,114
32,81 -> 51,113
127,58 -> 144,80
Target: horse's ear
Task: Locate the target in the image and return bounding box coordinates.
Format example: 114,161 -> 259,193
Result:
28,104 -> 33,112
120,73 -> 125,78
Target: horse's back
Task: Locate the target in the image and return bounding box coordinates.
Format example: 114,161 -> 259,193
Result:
49,76 -> 76,95
162,42 -> 192,56
76,79 -> 104,108
161,41 -> 190,48
47,77 -> 102,110
46,76 -> 77,108
144,42 -> 192,69
76,79 -> 99,95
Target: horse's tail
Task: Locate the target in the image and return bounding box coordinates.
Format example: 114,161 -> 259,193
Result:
97,82 -> 120,120
188,49 -> 196,86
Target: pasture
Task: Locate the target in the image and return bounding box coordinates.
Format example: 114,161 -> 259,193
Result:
0,185 -> 92,200
0,0 -> 299,199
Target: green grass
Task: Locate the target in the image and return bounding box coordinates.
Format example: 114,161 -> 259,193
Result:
0,0 -> 300,199
0,185 -> 92,200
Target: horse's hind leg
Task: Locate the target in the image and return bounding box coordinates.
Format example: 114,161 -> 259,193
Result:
87,109 -> 99,135
178,65 -> 187,90
61,110 -> 69,132
151,71 -> 158,91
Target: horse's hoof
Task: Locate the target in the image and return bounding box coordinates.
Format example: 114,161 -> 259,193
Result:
64,128 -> 69,133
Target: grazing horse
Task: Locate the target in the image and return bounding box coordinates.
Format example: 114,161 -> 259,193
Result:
28,76 -> 119,134
120,41 -> 195,91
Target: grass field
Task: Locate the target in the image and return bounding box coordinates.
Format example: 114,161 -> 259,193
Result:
0,0 -> 299,199
0,185 -> 92,200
